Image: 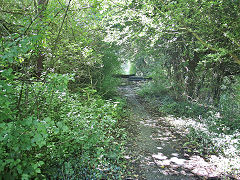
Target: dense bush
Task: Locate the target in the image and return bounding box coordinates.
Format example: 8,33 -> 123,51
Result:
0,73 -> 127,179
138,82 -> 209,119
44,89 -> 126,179
158,101 -> 208,119
95,45 -> 122,98
217,77 -> 240,132
139,69 -> 240,132
0,1 -> 128,178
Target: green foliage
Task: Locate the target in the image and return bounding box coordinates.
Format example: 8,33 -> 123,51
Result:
128,62 -> 136,75
0,73 -> 127,179
138,82 -> 209,119
94,45 -> 122,97
0,68 -> 16,121
185,127 -> 216,155
103,0 -> 240,102
208,77 -> 240,133
0,116 -> 52,178
0,0 -> 126,179
137,82 -> 168,98
43,88 -> 126,179
158,101 -> 208,119
1,0 -> 239,178
0,1 -> 129,178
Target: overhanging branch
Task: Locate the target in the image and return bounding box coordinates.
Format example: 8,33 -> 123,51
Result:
185,26 -> 240,65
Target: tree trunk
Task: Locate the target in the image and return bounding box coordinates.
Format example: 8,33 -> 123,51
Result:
36,53 -> 44,78
36,0 -> 48,78
186,51 -> 200,99
213,74 -> 223,105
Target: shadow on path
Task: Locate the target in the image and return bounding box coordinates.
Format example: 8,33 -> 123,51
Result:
119,84 -> 219,180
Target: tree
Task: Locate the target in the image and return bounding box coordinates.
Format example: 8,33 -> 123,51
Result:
102,0 -> 240,103
0,0 -> 124,178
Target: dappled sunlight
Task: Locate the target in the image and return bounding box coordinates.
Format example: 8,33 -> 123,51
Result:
152,153 -> 168,160
119,84 -> 223,179
152,152 -> 219,177
138,116 -> 221,178
119,84 -> 240,179
165,115 -> 240,178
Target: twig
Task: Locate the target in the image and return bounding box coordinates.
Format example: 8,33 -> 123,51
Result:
16,81 -> 25,118
0,22 -> 11,35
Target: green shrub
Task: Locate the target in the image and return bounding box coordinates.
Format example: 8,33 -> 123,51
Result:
158,101 -> 209,118
137,82 -> 169,97
205,76 -> 240,134
138,81 -> 209,118
0,73 -> 126,179
43,90 -> 126,179
185,127 -> 217,155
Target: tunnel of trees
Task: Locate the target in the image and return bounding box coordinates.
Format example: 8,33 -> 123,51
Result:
0,0 -> 239,178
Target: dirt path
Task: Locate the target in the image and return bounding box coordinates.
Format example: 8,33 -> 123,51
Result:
119,84 -> 218,180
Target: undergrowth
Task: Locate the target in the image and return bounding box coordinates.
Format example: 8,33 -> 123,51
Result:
137,83 -> 209,119
137,81 -> 240,177
0,73 -> 127,179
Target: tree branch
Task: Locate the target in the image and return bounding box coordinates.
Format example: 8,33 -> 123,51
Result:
0,22 -> 11,35
0,10 -> 27,15
185,26 -> 240,65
